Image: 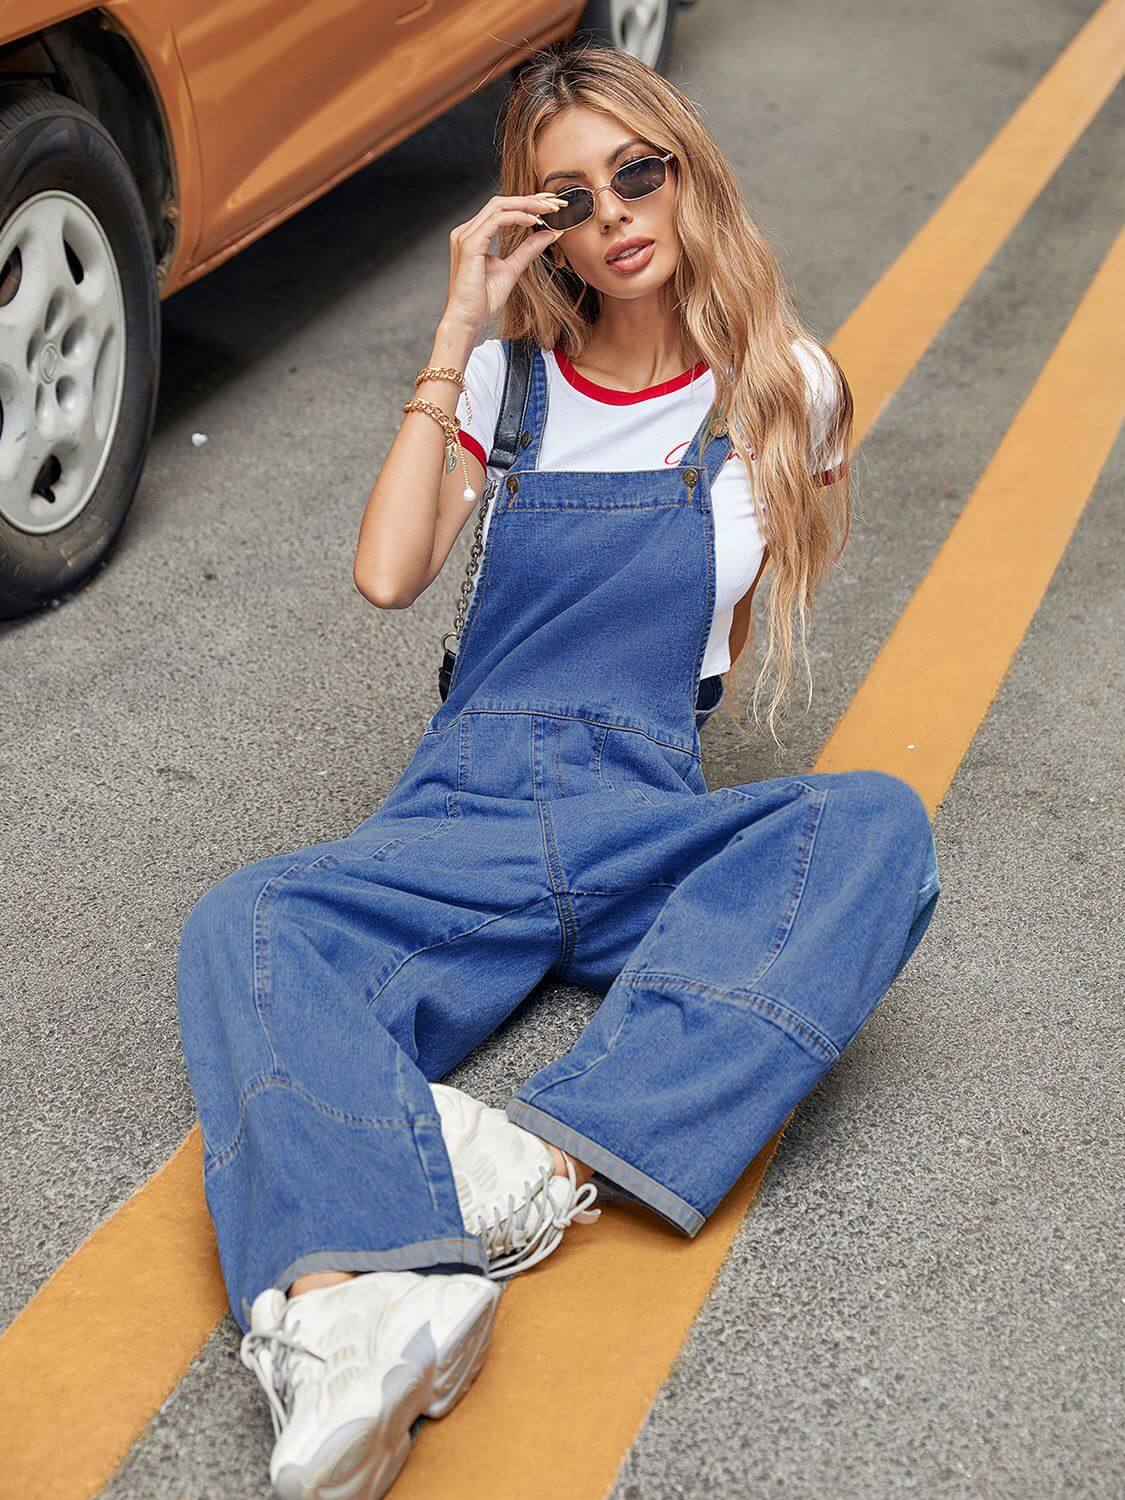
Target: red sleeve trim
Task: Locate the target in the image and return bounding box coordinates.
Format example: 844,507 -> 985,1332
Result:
456,430 -> 488,471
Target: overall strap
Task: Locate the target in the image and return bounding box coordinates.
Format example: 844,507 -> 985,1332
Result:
680,400 -> 732,484
511,343 -> 550,470
487,337 -> 536,470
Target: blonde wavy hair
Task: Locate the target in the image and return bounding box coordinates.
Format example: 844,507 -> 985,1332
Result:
493,39 -> 855,751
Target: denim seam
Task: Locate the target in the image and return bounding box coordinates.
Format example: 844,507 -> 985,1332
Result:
408,1111 -> 442,1214
454,707 -> 700,762
593,747 -> 703,804
203,1072 -> 431,1176
505,499 -> 689,513
674,754 -> 708,794
537,797 -> 577,973
530,712 -> 541,801
251,827 -> 459,1077
590,724 -> 619,792
503,468 -> 691,489
367,813 -> 459,864
704,783 -> 824,978
519,983 -> 635,1102
252,849 -> 347,1074
789,777 -> 823,796
588,722 -> 609,782
362,893 -> 560,1008
568,881 -> 679,897
747,783 -> 828,987
715,781 -> 809,806
388,1051 -> 432,1191
614,968 -> 839,1063
458,713 -> 472,791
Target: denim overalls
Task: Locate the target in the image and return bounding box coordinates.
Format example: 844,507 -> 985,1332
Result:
178,346 -> 941,1331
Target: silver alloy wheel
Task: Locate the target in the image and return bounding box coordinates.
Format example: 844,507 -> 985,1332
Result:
607,0 -> 671,67
0,189 -> 127,535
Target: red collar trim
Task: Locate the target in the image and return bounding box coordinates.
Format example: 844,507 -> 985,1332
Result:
552,345 -> 710,404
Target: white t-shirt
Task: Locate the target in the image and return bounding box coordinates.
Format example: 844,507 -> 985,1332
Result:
454,337 -> 842,677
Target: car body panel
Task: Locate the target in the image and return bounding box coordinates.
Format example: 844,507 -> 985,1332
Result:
3,0 -> 583,295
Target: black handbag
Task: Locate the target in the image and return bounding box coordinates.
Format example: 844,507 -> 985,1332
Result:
437,336 -> 725,729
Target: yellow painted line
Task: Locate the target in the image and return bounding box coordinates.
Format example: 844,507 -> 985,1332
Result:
389,227 -> 1125,1500
819,230 -> 1125,808
0,5 -> 1122,1494
833,0 -> 1125,437
0,1132 -> 225,1499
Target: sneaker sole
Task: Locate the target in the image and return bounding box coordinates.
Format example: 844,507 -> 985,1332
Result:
272,1279 -> 499,1500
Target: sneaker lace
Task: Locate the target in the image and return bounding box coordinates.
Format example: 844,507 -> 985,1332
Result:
483,1155 -> 601,1278
239,1312 -> 327,1439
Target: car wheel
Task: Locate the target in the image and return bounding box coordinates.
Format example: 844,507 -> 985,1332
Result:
0,84 -> 159,621
572,0 -> 678,71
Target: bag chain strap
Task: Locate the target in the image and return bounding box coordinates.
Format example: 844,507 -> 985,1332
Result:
442,474 -> 497,653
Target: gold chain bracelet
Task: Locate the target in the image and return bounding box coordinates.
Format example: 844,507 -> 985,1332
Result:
402,396 -> 478,502
406,364 -> 489,673
414,365 -> 473,426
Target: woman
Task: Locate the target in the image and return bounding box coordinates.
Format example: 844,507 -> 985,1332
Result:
178,39 -> 941,1500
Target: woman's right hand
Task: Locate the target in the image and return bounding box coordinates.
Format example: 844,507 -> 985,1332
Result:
443,192 -> 569,333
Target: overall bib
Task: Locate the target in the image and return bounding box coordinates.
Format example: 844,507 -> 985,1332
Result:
178,346 -> 941,1331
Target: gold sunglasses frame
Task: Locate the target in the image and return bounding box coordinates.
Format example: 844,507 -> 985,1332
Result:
538,150 -> 677,233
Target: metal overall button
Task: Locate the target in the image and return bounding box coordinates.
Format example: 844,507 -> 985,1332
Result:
683,466 -> 699,502
520,430 -> 532,447
506,475 -> 520,494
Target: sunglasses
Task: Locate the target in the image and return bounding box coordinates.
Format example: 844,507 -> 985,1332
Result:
537,151 -> 677,232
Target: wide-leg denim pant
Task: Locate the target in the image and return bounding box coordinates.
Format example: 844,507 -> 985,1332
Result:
178,706 -> 940,1331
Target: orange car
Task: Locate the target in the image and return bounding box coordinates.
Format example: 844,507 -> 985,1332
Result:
0,1 -> 686,620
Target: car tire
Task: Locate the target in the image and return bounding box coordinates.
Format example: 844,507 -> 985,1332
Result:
570,0 -> 679,72
0,84 -> 160,621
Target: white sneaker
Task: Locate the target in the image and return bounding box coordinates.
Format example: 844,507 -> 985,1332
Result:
429,1082 -> 602,1278
240,1268 -> 500,1499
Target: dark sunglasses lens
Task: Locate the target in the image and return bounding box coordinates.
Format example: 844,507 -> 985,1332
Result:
541,189 -> 594,229
615,156 -> 668,198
